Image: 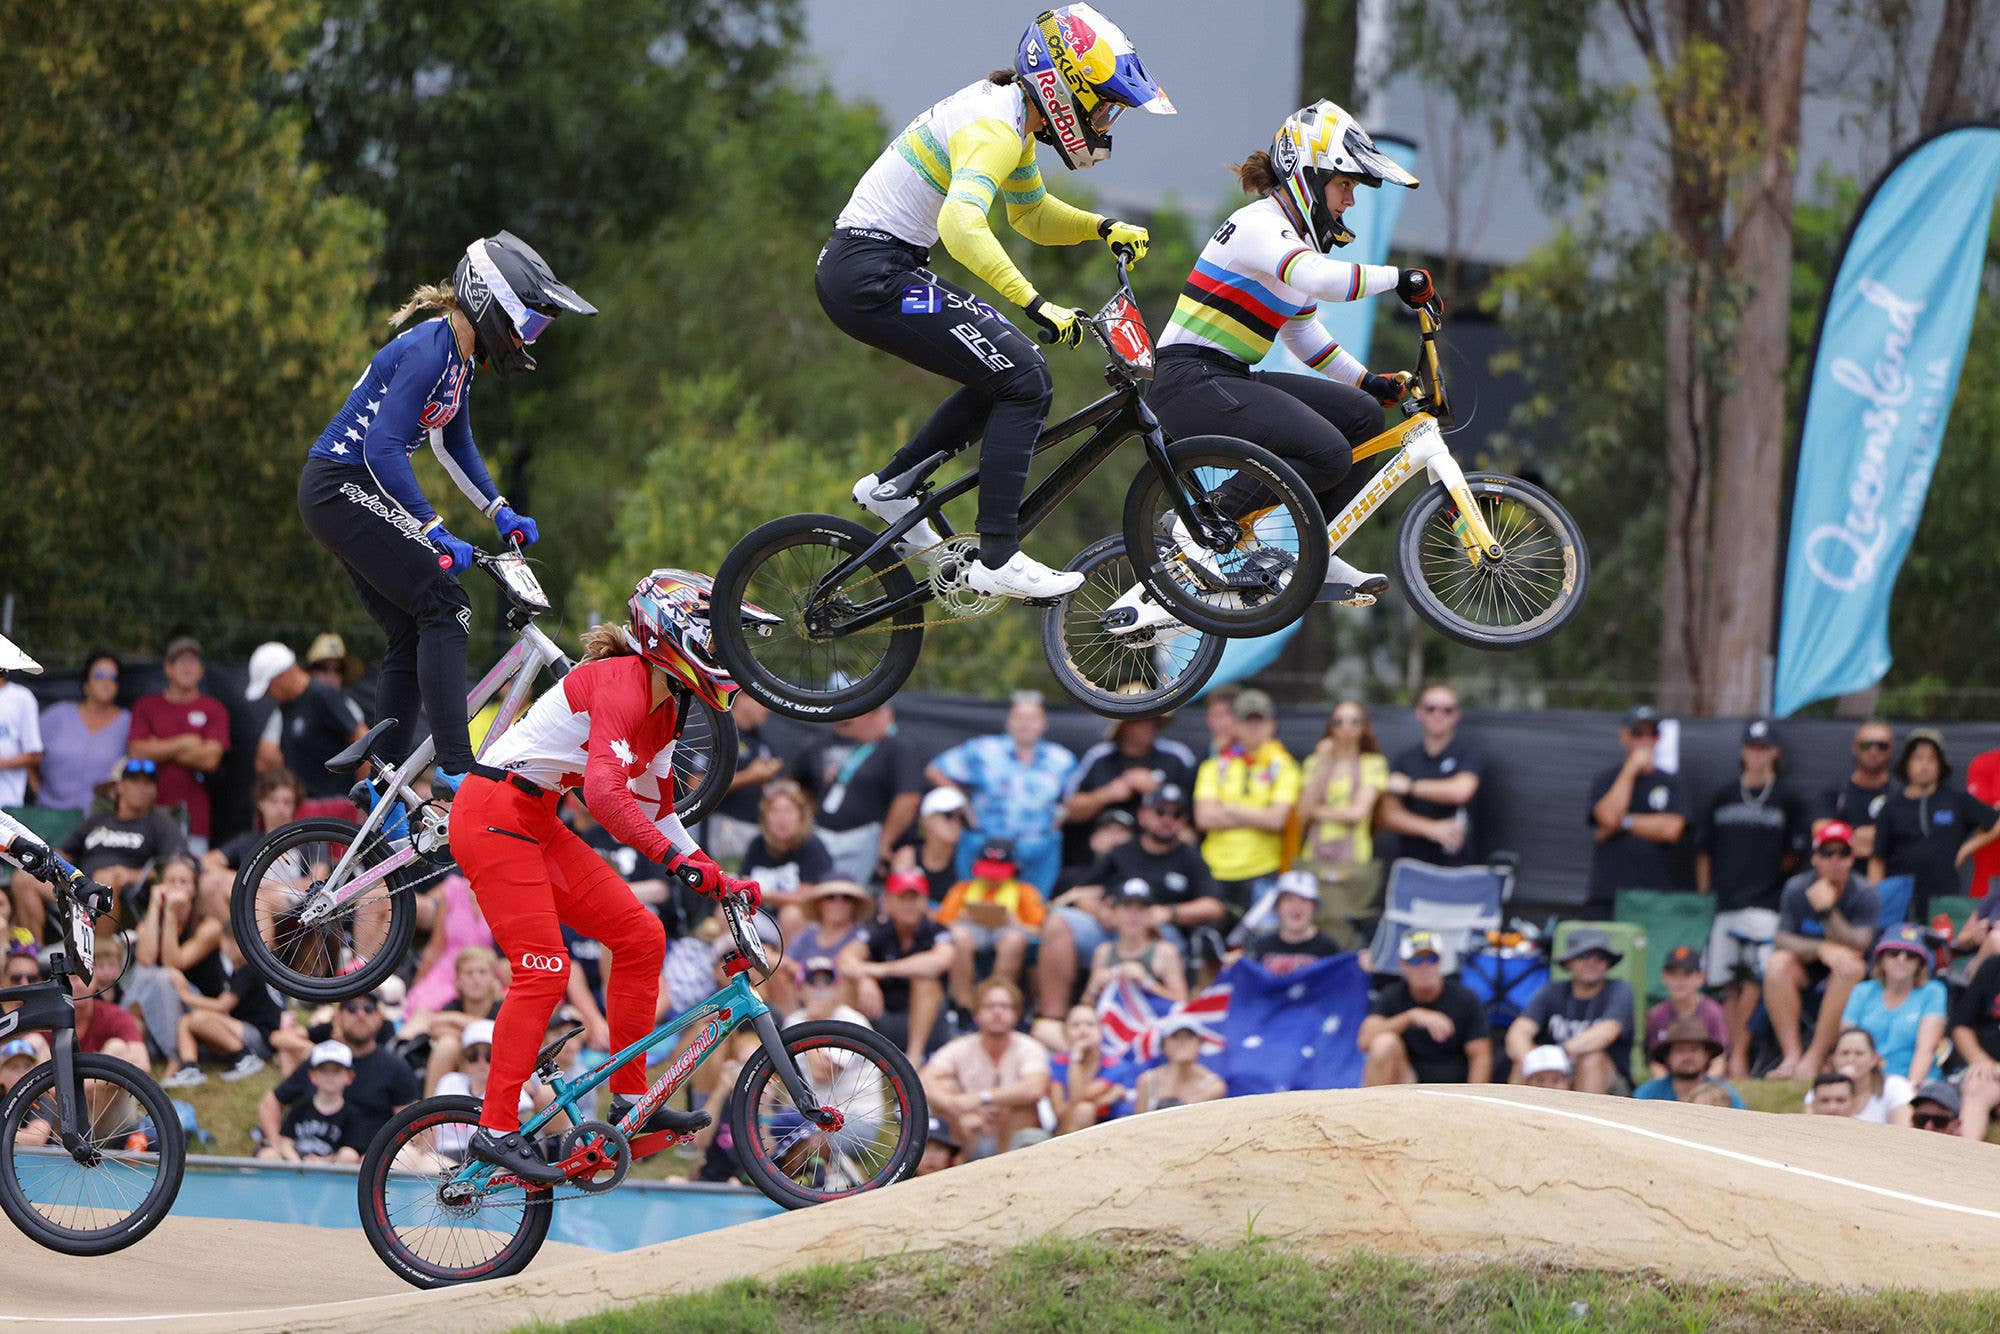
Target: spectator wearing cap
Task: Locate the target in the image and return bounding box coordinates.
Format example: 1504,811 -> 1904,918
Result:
1134,1013 -> 1226,1112
939,837 -> 1048,1015
1506,928 -> 1637,1095
0,1037 -> 41,1101
785,955 -> 870,1031
1377,684 -> 1483,869
792,881 -> 873,1005
11,756 -> 186,940
1871,728 -> 2000,921
1058,714 -> 1196,870
1634,1015 -> 1745,1107
1083,879 -> 1186,1005
306,632 -> 360,694
1359,929 -> 1492,1086
259,988 -> 419,1151
1695,719 -> 1810,1069
1035,783 -> 1225,1030
1841,923 -> 1948,1088
703,693 -> 784,867
917,1115 -> 961,1176
1644,946 -> 1729,1080
127,636 -> 230,852
899,786 -> 971,903
33,650 -> 128,814
1191,689 -> 1301,915
1298,699 -> 1391,938
737,779 -> 833,938
1950,947 -> 2000,1141
0,656 -> 42,808
259,1040 -> 363,1164
922,978 -> 1051,1157
791,703 -> 926,885
248,641 -> 369,822
841,869 -> 955,1067
1909,1078 -> 1963,1134
1239,872 -> 1343,976
1518,1044 -> 1573,1091
432,1017 -> 556,1132
1584,705 -> 1691,912
1807,1070 -> 1858,1117
928,690 -> 1076,898
1764,821 -> 1879,1080
1815,719 -> 1896,862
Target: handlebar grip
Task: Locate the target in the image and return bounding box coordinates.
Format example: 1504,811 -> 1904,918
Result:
1111,243 -> 1136,264
673,863 -> 707,891
436,552 -> 454,570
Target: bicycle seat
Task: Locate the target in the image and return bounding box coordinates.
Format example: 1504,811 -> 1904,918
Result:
325,718 -> 398,774
534,1023 -> 587,1077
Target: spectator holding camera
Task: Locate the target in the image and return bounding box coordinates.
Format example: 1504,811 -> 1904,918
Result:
1298,700 -> 1390,933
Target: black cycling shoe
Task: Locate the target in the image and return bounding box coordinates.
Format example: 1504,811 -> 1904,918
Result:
468,1127 -> 566,1186
608,1095 -> 710,1137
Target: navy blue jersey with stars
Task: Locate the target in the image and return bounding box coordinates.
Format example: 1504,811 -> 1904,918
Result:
306,318 -> 499,525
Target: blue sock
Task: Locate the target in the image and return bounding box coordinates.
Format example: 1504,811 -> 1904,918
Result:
432,769 -> 466,797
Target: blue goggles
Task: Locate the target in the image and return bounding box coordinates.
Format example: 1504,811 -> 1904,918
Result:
121,758 -> 158,777
515,307 -> 554,345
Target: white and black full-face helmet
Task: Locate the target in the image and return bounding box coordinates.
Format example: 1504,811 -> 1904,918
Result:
0,633 -> 41,675
1271,100 -> 1418,251
451,231 -> 597,377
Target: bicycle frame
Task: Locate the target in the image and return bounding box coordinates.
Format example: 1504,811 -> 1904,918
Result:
0,881 -> 118,1163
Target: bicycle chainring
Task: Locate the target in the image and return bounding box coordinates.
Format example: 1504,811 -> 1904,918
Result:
927,536 -> 1008,622
556,1120 -> 631,1195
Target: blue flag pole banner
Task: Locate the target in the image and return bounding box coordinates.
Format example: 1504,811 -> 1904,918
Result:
1774,123 -> 2000,717
1200,135 -> 1420,695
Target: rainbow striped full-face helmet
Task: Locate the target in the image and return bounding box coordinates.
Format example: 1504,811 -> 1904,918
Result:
1015,5 -> 1174,171
1271,100 -> 1418,252
627,569 -> 737,712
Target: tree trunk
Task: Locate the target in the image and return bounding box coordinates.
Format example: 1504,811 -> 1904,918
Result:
1658,268 -> 1710,716
1919,0 -> 1982,132
1297,0 -> 1360,109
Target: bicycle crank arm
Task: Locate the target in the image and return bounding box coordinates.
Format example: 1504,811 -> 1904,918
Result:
624,1128 -> 701,1160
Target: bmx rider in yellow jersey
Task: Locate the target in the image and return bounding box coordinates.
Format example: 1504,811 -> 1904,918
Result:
819,5 -> 1173,601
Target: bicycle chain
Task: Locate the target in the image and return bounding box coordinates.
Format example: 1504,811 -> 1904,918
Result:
794,533 -> 1011,638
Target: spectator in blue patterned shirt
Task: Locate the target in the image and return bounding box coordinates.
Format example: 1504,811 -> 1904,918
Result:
927,691 -> 1075,895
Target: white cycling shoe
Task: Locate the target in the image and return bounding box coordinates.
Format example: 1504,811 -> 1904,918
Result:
853,473 -> 944,561
1321,554 -> 1390,608
966,550 -> 1085,600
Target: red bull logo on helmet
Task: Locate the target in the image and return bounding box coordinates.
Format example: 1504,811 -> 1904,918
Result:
1031,66 -> 1088,158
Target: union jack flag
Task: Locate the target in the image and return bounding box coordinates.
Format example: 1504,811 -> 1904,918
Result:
1096,974 -> 1231,1066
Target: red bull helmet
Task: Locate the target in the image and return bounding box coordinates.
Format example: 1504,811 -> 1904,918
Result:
1272,100 -> 1418,252
1015,5 -> 1174,171
627,569 -> 737,712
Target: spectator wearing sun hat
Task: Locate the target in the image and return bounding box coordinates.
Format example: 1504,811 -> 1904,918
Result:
1359,929 -> 1492,1085
1871,728 -> 2000,921
1644,945 -> 1729,1080
1765,820 -> 1880,1080
1240,871 -> 1342,975
1506,927 -> 1636,1095
1633,1014 -> 1745,1107
792,881 -> 873,1007
1840,922 -> 1949,1088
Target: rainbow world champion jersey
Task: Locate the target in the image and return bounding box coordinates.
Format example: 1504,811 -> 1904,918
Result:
1159,197 -> 1400,383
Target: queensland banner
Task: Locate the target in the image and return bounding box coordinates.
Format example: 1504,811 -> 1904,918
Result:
1774,123 -> 2000,717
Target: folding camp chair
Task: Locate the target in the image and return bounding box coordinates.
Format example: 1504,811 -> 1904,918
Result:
1614,889 -> 1715,1006
1366,859 -> 1513,977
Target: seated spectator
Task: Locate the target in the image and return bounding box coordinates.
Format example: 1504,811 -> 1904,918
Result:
1765,821 -> 1879,1079
1,943 -> 52,1068
1192,689 -> 1300,915
739,779 -> 832,937
1909,1078 -> 1962,1135
783,956 -> 869,1028
921,979 -> 1051,1158
1807,1070 -> 1858,1117
840,870 -> 954,1067
34,651 -> 128,814
1519,1044 -> 1573,1091
1359,929 -> 1492,1086
902,787 -> 970,902
64,969 -> 147,1069
1634,1016 -> 1745,1107
791,881 -> 872,1003
406,873 -> 497,1013
927,691 -> 1075,896
433,1018 -> 555,1131
1377,685 -> 1482,869
397,945 -> 507,1094
1083,880 -> 1186,1005
247,641 -> 368,822
131,856 -> 229,1081
1803,1026 -> 1912,1126
259,1040 -> 365,1164
1238,872 -> 1343,976
683,1029 -> 761,1185
199,768 -> 304,908
259,991 -> 419,1153
1584,706 -> 1690,912
1951,950 -> 2000,1142
1297,699 -> 1389,942
1842,923 -> 1948,1088
916,1115 -> 961,1176
1506,928 -> 1635,1096
0,1038 -> 40,1101
12,757 -> 184,941
1871,729 -> 2000,921
164,932 -> 284,1086
1950,892 -> 2000,965
1133,1014 -> 1226,1111
566,794 -> 674,918
1058,714 -> 1195,868
939,837 -> 1047,1013
1048,809 -> 1134,899
1048,1004 -> 1124,1134
1645,946 -> 1729,1080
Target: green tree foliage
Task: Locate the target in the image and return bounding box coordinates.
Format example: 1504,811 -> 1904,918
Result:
0,0 -> 380,661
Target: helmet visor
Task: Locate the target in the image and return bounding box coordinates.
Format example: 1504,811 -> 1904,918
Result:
1088,99 -> 1124,134
515,307 -> 554,345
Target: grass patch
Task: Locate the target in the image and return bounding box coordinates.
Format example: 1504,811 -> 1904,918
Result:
524,1235 -> 2000,1333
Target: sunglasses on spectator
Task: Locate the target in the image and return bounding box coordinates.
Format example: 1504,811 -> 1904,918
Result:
1628,725 -> 1659,739
1856,739 -> 1891,751
1419,703 -> 1458,715
89,668 -> 118,681
1913,1112 -> 1953,1130
1148,805 -> 1185,820
342,999 -> 379,1014
1814,846 -> 1854,859
463,1045 -> 492,1063
1333,714 -> 1366,726
5,969 -> 39,985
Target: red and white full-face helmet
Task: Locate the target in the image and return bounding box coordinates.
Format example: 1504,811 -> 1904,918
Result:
627,569 -> 736,712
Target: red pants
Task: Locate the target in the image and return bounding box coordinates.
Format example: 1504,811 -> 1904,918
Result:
450,775 -> 666,1132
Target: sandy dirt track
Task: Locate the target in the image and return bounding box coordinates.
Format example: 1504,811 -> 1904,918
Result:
10,1086 -> 2000,1331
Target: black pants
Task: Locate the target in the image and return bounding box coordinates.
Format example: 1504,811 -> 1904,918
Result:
1149,349 -> 1384,519
297,457 -> 476,773
815,231 -> 1051,551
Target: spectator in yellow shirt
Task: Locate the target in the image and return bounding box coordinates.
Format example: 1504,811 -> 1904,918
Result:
938,837 -> 1047,1016
1192,689 -> 1301,916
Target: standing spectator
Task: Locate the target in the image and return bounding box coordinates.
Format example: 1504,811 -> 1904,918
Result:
737,780 -> 832,936
259,1040 -> 364,1164
306,632 -> 360,694
246,641 -> 368,821
1378,684 -> 1483,867
1764,821 -> 1880,1079
1298,700 -> 1390,940
1909,1079 -> 1962,1135
1359,929 -> 1493,1085
702,694 -> 783,866
1807,1072 -> 1858,1117
1585,706 -> 1691,909
791,703 -> 925,885
1696,718 -> 1810,1071
1634,1016 -> 1744,1107
840,869 -> 955,1067
1133,1014 -> 1227,1111
1058,715 -> 1196,868
1082,879 -> 1186,1004
1050,809 -> 1135,898
258,992 -> 420,1152
0,660 -> 43,807
127,637 -> 229,852
1644,946 -> 1729,1080
1949,951 -> 2000,1142
1505,928 -> 1636,1096
1202,685 -> 1241,757
939,837 -> 1047,1013
1966,742 -> 2000,901
34,651 -> 128,814
1842,923 -> 1948,1088
1518,1045 -> 1574,1091
1191,689 -> 1300,915
928,690 -> 1075,896
1239,871 -> 1343,975
920,979 -> 1050,1158
1817,719 -> 1896,861
1871,729 -> 2000,921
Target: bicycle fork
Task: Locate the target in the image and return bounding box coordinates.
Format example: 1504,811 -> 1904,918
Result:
49,1031 -> 98,1166
1325,413 -> 1503,566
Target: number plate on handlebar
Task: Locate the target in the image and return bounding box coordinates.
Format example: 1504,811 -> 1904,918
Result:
1093,291 -> 1154,379
722,901 -> 770,975
489,552 -> 551,611
69,902 -> 94,983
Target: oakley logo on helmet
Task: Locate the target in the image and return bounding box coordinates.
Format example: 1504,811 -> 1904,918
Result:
517,953 -> 566,973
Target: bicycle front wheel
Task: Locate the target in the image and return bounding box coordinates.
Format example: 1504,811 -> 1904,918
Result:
1123,436 -> 1327,638
0,1053 -> 186,1256
731,1020 -> 927,1209
671,695 -> 739,825
1042,535 -> 1222,719
230,818 -> 423,1002
711,512 -> 925,722
357,1095 -> 554,1289
1393,472 -> 1589,649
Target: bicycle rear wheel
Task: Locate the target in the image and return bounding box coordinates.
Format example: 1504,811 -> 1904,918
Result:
730,1020 -> 927,1209
1123,436 -> 1327,638
1393,472 -> 1589,649
358,1095 -> 554,1289
1042,535 -> 1222,719
711,512 -> 925,722
671,696 -> 738,825
0,1053 -> 186,1256
230,818 -> 423,1002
